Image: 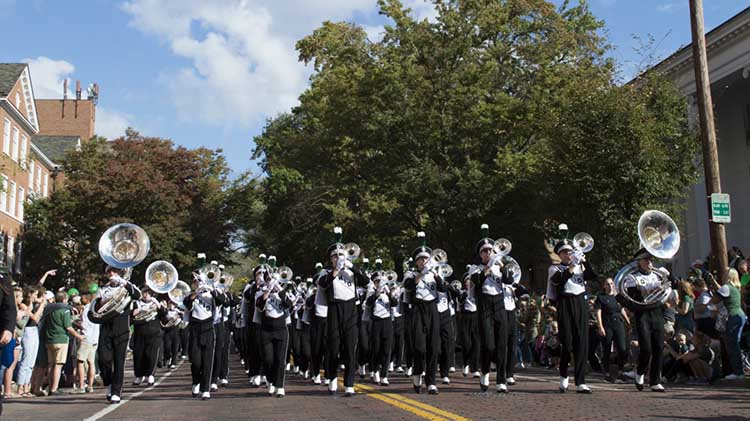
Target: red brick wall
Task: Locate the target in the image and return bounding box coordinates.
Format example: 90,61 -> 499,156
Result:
36,99 -> 95,140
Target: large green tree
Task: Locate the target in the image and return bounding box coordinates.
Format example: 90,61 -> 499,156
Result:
237,0 -> 699,288
21,130 -> 234,290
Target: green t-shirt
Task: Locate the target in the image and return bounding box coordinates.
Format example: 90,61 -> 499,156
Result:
45,307 -> 72,344
724,285 -> 744,317
741,273 -> 750,287
682,294 -> 694,312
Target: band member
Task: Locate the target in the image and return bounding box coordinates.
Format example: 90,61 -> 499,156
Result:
401,258 -> 415,376
317,227 -> 368,397
131,287 -> 164,386
460,270 -> 480,377
367,271 -> 395,385
547,239 -> 595,393
403,232 -> 445,395
211,275 -> 234,391
622,249 -> 669,392
309,263 -> 328,385
89,266 -> 142,404
257,270 -> 292,397
245,256 -> 267,387
471,225 -> 510,393
357,259 -> 372,379
295,279 -> 314,378
217,264 -> 234,387
390,279 -> 405,374
438,278 -> 458,384
161,300 -> 183,369
184,268 -> 226,400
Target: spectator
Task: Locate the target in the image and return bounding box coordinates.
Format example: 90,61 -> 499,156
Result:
43,292 -> 84,395
517,299 -> 540,366
543,320 -> 560,369
738,259 -> 749,288
663,331 -> 692,382
31,290 -> 56,396
693,279 -> 720,339
595,277 -> 630,382
17,286 -> 46,397
0,271 -> 16,415
713,269 -> 746,380
77,284 -> 100,393
1,287 -> 28,399
675,280 -> 695,334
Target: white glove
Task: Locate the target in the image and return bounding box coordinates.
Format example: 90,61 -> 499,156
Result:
336,258 -> 347,272
570,253 -> 583,267
345,259 -> 353,269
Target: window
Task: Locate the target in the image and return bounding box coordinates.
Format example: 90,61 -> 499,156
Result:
8,181 -> 16,217
15,93 -> 20,109
0,175 -> 7,212
42,175 -> 48,198
6,237 -> 14,271
11,127 -> 18,162
17,187 -> 23,221
27,160 -> 34,192
20,135 -> 27,168
2,120 -> 8,155
35,164 -> 41,193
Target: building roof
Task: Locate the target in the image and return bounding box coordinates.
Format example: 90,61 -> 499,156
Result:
32,135 -> 81,164
0,63 -> 27,97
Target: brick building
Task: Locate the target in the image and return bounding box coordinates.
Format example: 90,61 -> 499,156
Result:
0,63 -> 57,274
35,80 -> 96,141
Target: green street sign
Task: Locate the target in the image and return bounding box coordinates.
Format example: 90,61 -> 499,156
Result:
710,193 -> 731,223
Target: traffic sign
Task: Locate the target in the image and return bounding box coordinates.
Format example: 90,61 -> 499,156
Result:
710,193 -> 731,223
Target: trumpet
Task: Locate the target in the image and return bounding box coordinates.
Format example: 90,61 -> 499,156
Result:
426,249 -> 453,278
133,302 -> 159,322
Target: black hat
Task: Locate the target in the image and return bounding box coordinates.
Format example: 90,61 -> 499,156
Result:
412,231 -> 432,260
475,223 -> 494,255
326,226 -> 345,257
633,248 -> 652,261
553,239 -> 574,255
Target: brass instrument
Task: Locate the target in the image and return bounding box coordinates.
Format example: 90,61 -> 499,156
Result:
133,302 -> 159,322
145,260 -> 179,294
614,210 -> 680,310
168,280 -> 191,306
427,248 -> 453,278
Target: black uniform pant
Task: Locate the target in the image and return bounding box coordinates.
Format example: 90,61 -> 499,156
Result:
326,300 -> 359,387
479,294 -> 508,384
261,324 -> 289,389
133,325 -> 161,378
289,323 -> 301,368
370,316 -> 393,377
212,322 -> 227,383
557,293 -> 588,385
461,310 -> 480,371
391,316 -> 404,368
587,325 -> 603,373
310,315 -> 327,378
438,311 -> 455,378
358,319 -> 371,369
179,327 -> 189,357
298,323 -> 311,373
505,310 -> 517,379
247,323 -> 262,377
412,301 -> 440,386
189,321 -> 216,392
162,327 -> 179,366
222,321 -> 231,378
403,306 -> 414,369
635,307 -> 664,384
602,319 -> 627,371
98,314 -> 131,396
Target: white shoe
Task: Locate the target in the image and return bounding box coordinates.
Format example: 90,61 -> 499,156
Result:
181,355 -> 187,359
110,394 -> 121,404
286,363 -> 291,371
651,384 -> 665,392
201,391 -> 210,400
210,383 -> 218,391
506,377 -> 515,386
473,371 -> 481,378
313,374 -> 322,385
396,366 -> 405,373
413,374 -> 423,387
293,366 -> 300,374
303,370 -> 310,379
220,378 -> 229,385
251,375 -> 261,387
344,387 -> 355,396
576,384 -> 592,394
389,362 -> 394,372
496,383 -> 508,393
170,364 -> 177,370
623,370 -> 636,379
406,367 -> 413,376
324,378 -> 330,386
463,365 -> 470,376
147,375 -> 155,385
276,388 -> 285,397
427,385 -> 439,395
340,364 -> 346,370
724,374 -> 744,380
559,376 -> 569,392
328,378 -> 338,393
268,384 -> 276,395
635,373 -> 645,391
262,375 -> 268,385
358,365 -> 367,377
442,377 -> 450,384
192,384 -> 200,396
381,377 -> 389,386
449,366 -> 456,373
481,373 -> 490,386
374,371 -> 381,384
133,376 -> 144,385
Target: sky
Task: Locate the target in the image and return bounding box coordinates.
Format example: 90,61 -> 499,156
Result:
2,0 -> 747,177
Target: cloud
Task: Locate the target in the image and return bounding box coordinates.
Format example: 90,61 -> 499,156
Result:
403,0 -> 438,22
96,107 -> 133,139
656,3 -> 685,13
121,0 -> 439,128
363,24 -> 385,42
23,56 -> 74,99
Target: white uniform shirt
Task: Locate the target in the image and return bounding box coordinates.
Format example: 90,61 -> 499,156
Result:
330,269 -> 358,301
463,285 -> 477,312
263,291 -> 287,319
624,269 -> 665,298
314,285 -> 328,318
547,264 -> 586,298
437,291 -> 450,313
414,271 -> 438,302
481,264 -> 504,296
371,290 -> 392,319
191,291 -> 215,321
134,297 -> 160,322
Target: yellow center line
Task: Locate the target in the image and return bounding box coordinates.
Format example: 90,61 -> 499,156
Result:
355,382 -> 471,421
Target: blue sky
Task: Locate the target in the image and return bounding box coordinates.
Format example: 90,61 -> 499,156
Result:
2,0 -> 747,176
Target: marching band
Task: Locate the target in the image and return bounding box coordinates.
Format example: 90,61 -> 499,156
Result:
85,209 -> 683,403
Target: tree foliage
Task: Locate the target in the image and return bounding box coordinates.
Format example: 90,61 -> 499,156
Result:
236,0 -> 699,288
22,130 -> 234,290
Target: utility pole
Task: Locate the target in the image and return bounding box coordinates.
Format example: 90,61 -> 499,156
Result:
688,0 -> 728,281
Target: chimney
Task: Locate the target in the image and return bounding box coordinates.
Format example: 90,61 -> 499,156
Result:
63,79 -> 68,99
75,80 -> 81,100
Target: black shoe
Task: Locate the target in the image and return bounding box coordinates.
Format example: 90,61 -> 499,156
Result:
635,382 -> 644,391
106,394 -> 112,402
559,387 -> 567,393
480,384 -> 488,392
413,385 -> 421,394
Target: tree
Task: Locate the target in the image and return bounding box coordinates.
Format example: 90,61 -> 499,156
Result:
235,0 -> 700,288
21,130 -> 234,290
